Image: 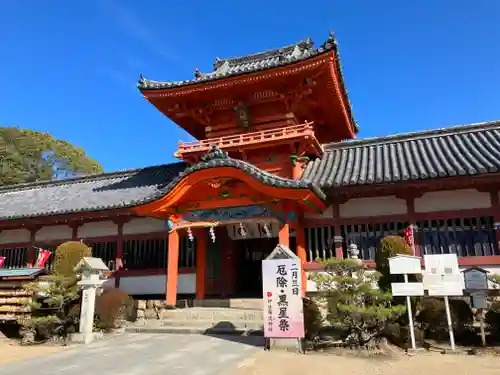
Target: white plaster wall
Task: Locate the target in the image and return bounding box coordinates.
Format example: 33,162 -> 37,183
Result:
35,225 -> 72,242
304,206 -> 333,219
339,196 -> 407,218
0,229 -> 30,244
78,220 -> 118,238
123,217 -> 168,235
415,189 -> 491,213
118,273 -> 196,295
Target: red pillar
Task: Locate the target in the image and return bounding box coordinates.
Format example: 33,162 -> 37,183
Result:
279,201 -> 291,247
166,230 -> 180,308
196,230 -> 207,300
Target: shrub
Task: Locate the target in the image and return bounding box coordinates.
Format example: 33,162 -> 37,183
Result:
53,241 -> 92,278
95,288 -> 132,331
376,236 -> 412,291
384,322 -> 424,348
303,297 -> 323,340
416,297 -> 473,342
310,258 -> 406,348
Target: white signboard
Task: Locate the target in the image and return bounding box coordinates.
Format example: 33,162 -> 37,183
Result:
423,254 -> 463,296
389,255 -> 422,275
262,259 -> 304,339
391,282 -> 425,296
424,254 -> 460,276
423,273 -> 464,296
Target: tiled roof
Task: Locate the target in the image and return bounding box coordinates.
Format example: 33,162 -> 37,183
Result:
0,268 -> 45,279
0,163 -> 186,220
0,146 -> 326,221
138,31 -> 357,133
301,121 -> 500,188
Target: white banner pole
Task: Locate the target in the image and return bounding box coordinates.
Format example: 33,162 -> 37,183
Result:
404,274 -> 417,350
443,296 -> 456,351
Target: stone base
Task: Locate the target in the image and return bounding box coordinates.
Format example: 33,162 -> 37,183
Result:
69,331 -> 104,344
266,338 -> 305,353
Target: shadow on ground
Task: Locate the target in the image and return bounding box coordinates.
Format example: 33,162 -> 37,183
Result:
204,321 -> 265,347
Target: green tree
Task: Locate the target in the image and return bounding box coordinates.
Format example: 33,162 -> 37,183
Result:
0,126 -> 103,186
375,235 -> 413,291
19,242 -> 92,344
310,258 -> 406,348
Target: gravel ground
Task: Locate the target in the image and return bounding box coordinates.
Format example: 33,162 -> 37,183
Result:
0,341 -> 63,365
228,350 -> 500,375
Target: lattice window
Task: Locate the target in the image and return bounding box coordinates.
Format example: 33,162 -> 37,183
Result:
304,226 -> 335,262
0,247 -> 28,269
88,241 -> 117,270
123,236 -> 197,270
341,222 -> 408,260
416,216 -> 498,257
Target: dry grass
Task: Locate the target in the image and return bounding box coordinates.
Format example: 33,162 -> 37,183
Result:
229,350 -> 500,375
0,340 -> 63,365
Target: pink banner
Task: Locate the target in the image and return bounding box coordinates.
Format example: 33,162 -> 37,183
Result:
262,259 -> 305,339
0,257 -> 5,269
34,248 -> 52,268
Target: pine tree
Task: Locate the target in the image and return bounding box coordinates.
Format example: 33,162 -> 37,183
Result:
19,242 -> 92,344
310,258 -> 406,347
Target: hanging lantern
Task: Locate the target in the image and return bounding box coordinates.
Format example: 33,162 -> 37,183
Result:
238,222 -> 247,237
209,227 -> 216,243
187,227 -> 194,242
263,223 -> 271,238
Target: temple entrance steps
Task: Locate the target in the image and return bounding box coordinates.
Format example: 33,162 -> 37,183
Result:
192,298 -> 262,310
125,300 -> 264,335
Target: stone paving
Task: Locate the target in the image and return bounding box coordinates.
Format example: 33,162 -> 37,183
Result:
0,333 -> 263,375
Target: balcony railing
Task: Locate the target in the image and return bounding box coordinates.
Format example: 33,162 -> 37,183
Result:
175,122 -> 318,157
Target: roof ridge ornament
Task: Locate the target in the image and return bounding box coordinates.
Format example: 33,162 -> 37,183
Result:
200,145 -> 229,162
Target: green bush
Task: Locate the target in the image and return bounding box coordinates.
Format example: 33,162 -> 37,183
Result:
376,235 -> 412,292
384,322 -> 424,348
416,297 -> 473,342
303,297 -> 323,340
95,288 -> 132,331
53,241 -> 92,278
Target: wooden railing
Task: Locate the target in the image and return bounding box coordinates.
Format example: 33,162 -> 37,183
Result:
176,122 -> 317,156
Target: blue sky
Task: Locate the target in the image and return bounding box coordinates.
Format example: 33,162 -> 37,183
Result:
1,1 -> 499,172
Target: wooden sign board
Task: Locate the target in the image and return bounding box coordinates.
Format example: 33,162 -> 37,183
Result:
424,273 -> 464,296
391,282 -> 424,296
463,267 -> 489,291
388,255 -> 422,275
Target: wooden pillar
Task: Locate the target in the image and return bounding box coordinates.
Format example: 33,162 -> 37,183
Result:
27,227 -> 38,267
490,190 -> 500,252
279,221 -> 290,247
114,221 -> 124,288
295,216 -> 307,296
405,196 -> 420,257
332,203 -> 344,259
166,230 -> 180,308
279,201 -> 291,247
196,229 -> 207,300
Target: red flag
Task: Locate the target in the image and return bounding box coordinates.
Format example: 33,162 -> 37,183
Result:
403,226 -> 415,255
34,248 -> 52,268
0,257 -> 5,268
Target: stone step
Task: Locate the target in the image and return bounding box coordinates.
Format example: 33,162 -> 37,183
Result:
193,298 -> 262,310
139,319 -> 263,330
125,324 -> 264,336
161,308 -> 264,322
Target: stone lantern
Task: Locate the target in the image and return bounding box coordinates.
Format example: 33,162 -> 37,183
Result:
72,257 -> 109,344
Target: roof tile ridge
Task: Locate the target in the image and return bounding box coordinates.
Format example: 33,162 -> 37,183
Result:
0,162 -> 185,193
324,120 -> 500,151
